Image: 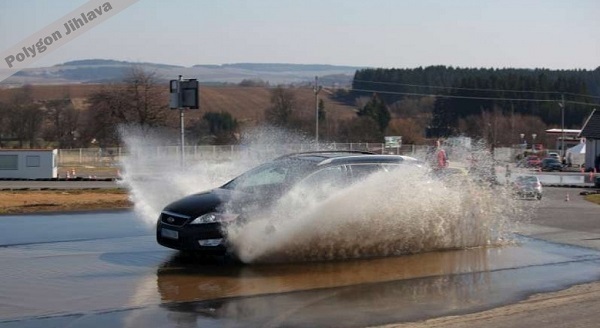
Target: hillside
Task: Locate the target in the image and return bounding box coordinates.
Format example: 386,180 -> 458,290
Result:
0,84 -> 357,127
1,59 -> 361,86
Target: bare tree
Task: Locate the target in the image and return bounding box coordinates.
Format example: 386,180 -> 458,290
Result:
0,101 -> 8,147
85,67 -> 170,146
265,86 -> 296,127
43,98 -> 80,148
458,107 -> 548,147
4,85 -> 45,148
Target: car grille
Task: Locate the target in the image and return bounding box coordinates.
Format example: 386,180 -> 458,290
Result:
160,211 -> 191,227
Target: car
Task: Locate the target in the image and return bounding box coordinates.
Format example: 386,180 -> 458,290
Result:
156,151 -> 423,257
547,152 -> 561,162
512,175 -> 542,200
541,158 -> 563,171
525,155 -> 541,168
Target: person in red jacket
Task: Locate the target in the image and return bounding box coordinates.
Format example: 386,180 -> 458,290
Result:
436,139 -> 448,169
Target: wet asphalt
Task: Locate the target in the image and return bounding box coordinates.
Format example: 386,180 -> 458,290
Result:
0,187 -> 599,328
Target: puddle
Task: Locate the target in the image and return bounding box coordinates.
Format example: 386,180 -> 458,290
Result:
2,232 -> 599,328
149,237 -> 600,327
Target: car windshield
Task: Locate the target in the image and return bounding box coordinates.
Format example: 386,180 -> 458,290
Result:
221,159 -> 316,192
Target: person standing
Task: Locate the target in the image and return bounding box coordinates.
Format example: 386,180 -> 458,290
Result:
436,139 -> 448,169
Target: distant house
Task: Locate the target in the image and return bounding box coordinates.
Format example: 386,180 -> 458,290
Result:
579,109 -> 600,171
0,149 -> 58,179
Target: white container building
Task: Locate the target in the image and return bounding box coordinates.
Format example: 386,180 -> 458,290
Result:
0,149 -> 58,179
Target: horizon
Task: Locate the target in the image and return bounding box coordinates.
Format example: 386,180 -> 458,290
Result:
49,58 -> 600,72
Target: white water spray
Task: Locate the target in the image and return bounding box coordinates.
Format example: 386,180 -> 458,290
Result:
120,126 -> 532,263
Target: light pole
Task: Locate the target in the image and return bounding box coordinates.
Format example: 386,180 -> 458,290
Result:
313,76 -> 322,148
520,133 -> 525,145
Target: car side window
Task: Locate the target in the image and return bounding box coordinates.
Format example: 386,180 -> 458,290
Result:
300,165 -> 347,189
348,164 -> 383,182
381,164 -> 402,172
290,165 -> 349,201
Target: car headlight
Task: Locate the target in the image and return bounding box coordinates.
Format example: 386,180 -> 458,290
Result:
190,212 -> 238,225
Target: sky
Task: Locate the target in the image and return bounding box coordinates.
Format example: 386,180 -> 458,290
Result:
0,0 -> 599,70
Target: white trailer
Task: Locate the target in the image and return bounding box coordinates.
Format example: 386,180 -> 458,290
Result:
0,149 -> 58,179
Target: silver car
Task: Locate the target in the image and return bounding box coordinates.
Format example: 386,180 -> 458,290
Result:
512,175 -> 542,200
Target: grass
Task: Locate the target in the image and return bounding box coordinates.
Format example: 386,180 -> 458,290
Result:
0,189 -> 131,214
584,194 -> 600,205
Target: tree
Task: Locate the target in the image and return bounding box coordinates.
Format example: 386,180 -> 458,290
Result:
43,98 -> 80,148
202,111 -> 239,144
0,101 -> 8,147
239,79 -> 269,87
85,67 -> 170,146
318,98 -> 326,122
4,85 -> 45,148
265,86 -> 296,127
357,93 -> 391,133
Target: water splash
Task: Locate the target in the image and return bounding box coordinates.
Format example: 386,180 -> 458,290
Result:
119,126 -> 532,263
227,164 -> 524,263
118,125 -> 311,225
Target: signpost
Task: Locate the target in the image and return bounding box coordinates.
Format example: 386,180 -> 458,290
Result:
169,76 -> 199,166
384,136 -> 402,154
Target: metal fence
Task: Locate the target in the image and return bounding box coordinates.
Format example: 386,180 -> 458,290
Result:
57,143 -> 428,166
56,143 -> 528,167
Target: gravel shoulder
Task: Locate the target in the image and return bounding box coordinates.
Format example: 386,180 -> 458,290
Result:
380,282 -> 600,328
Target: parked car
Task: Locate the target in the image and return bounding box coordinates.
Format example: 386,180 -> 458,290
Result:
512,175 -> 542,200
547,152 -> 562,163
156,151 -> 423,257
547,152 -> 560,160
541,158 -> 563,171
525,155 -> 541,168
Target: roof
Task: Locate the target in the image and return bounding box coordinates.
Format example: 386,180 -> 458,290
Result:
319,155 -> 417,166
274,151 -> 375,162
274,151 -> 420,166
545,128 -> 582,135
579,109 -> 600,139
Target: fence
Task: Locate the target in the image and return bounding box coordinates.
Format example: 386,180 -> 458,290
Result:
56,143 -> 524,167
57,143 -> 427,166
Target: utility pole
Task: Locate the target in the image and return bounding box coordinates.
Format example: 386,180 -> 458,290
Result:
313,76 -> 322,148
560,94 -> 565,159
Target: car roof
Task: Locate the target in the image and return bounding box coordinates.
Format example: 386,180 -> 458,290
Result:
516,175 -> 539,181
273,151 -> 420,166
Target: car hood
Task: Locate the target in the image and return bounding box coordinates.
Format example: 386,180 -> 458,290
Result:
162,189 -> 233,218
161,188 -> 274,219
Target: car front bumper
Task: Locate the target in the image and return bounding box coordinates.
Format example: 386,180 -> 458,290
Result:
156,220 -> 229,254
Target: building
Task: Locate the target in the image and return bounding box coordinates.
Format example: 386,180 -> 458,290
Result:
544,128 -> 583,152
579,109 -> 600,171
0,149 -> 58,179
